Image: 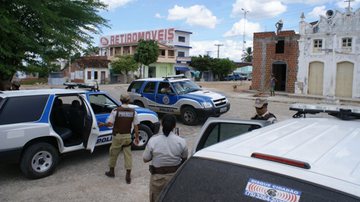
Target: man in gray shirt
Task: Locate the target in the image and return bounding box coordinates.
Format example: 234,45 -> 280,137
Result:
143,114 -> 188,202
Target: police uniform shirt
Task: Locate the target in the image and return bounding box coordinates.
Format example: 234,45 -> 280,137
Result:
106,104 -> 140,126
253,111 -> 277,124
143,132 -> 188,168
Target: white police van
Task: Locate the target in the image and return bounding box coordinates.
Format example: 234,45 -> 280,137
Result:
159,103 -> 360,201
127,75 -> 230,125
0,88 -> 160,179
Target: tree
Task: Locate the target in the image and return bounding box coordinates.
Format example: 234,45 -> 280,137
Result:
210,58 -> 237,80
83,46 -> 100,56
241,47 -> 253,62
133,39 -> 159,78
190,55 -> 212,72
110,55 -> 139,83
0,0 -> 108,90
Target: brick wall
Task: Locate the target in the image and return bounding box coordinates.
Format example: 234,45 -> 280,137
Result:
252,31 -> 299,93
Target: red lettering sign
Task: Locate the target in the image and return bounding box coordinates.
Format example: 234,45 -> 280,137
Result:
158,29 -> 164,41
101,28 -> 177,46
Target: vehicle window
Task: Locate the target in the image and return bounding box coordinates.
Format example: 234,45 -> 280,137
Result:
0,95 -> 49,125
196,122 -> 260,152
143,82 -> 156,93
89,94 -> 118,114
158,82 -> 175,94
172,80 -> 200,94
159,157 -> 360,202
127,81 -> 144,93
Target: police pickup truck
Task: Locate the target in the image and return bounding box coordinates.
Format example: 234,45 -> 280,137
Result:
159,103 -> 360,201
0,89 -> 160,179
127,75 -> 230,125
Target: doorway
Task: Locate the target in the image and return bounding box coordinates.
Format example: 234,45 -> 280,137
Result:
308,62 -> 324,95
272,62 -> 287,91
335,62 -> 353,98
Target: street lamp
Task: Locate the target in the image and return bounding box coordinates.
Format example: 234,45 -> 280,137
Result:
241,8 -> 249,51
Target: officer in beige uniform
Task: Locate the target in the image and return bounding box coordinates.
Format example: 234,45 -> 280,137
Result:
143,114 -> 188,202
99,93 -> 139,184
251,97 -> 277,123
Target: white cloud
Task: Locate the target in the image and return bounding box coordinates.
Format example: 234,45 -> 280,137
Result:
282,0 -> 336,5
101,0 -> 134,10
232,0 -> 287,19
224,19 -> 262,37
190,40 -> 252,62
155,13 -> 164,19
167,5 -> 218,29
308,6 -> 327,19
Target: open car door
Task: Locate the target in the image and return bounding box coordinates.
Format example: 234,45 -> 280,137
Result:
81,95 -> 100,153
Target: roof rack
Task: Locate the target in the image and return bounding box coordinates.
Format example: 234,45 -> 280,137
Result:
63,82 -> 99,92
290,103 -> 360,120
163,74 -> 186,81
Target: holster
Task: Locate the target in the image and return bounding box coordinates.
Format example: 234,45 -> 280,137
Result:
149,165 -> 180,175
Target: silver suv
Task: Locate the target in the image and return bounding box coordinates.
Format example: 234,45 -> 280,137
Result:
158,104 -> 360,201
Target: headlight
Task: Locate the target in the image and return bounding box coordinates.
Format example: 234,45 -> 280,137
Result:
202,102 -> 213,108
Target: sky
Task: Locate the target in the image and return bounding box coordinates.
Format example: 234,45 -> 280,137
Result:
95,0 -> 360,62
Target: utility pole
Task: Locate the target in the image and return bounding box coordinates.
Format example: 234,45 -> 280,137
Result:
241,8 -> 249,51
214,44 -> 224,58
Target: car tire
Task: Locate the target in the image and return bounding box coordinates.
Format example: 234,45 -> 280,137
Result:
20,142 -> 59,179
181,106 -> 198,125
132,124 -> 153,150
134,100 -> 144,108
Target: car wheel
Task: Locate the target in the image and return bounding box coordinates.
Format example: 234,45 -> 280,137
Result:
134,100 -> 144,108
181,106 -> 198,125
132,124 -> 153,150
20,142 -> 59,179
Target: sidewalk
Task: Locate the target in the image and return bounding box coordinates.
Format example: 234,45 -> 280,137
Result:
199,81 -> 360,107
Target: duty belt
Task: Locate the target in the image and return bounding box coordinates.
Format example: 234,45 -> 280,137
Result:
149,165 -> 180,175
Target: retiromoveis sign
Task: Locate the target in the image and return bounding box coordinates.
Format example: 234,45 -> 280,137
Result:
100,28 -> 175,47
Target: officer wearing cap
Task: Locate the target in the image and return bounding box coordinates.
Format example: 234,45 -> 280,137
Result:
98,93 -> 139,184
251,98 -> 277,123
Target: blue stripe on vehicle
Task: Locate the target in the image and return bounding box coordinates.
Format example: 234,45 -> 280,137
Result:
135,107 -> 158,116
37,94 -> 54,123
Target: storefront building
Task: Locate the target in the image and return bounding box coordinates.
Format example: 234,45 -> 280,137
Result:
99,28 -> 192,78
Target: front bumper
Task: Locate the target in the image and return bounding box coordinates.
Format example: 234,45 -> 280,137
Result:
196,103 -> 231,118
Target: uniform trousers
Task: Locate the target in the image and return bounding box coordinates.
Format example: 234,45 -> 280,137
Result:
149,173 -> 174,202
108,133 -> 132,169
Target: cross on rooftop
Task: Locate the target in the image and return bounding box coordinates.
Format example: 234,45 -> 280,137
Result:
344,0 -> 354,12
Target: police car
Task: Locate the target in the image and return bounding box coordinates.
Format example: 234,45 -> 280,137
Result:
0,89 -> 160,179
127,75 -> 230,125
158,104 -> 360,201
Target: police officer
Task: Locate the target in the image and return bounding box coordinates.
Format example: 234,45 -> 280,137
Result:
251,97 -> 277,123
143,114 -> 188,202
98,93 -> 139,184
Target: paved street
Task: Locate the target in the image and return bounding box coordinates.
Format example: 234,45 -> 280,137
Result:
0,82 -> 359,202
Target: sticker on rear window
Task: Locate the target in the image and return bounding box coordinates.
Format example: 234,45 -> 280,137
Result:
244,178 -> 301,202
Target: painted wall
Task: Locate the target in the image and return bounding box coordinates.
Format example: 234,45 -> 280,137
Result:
297,9 -> 360,98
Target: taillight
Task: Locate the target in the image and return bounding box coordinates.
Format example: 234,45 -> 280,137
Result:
251,152 -> 311,169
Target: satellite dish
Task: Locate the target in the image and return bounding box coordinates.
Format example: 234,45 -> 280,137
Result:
326,10 -> 334,18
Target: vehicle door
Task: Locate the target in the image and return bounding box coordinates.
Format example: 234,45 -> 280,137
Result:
192,118 -> 270,155
155,82 -> 178,113
141,81 -> 158,111
86,93 -> 119,147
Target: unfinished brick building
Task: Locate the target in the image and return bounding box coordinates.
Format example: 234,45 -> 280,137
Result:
252,31 -> 299,93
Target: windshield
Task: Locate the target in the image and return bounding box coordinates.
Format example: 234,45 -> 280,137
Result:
171,80 -> 201,94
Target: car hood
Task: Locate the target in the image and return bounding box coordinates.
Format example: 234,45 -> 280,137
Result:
183,90 -> 226,101
129,104 -> 158,116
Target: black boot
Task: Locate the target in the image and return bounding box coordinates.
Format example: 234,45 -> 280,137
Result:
126,169 -> 131,184
105,167 -> 115,178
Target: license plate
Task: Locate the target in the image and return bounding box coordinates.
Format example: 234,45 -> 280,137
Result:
220,107 -> 227,113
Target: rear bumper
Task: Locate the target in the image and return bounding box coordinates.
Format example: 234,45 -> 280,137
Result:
196,103 -> 231,118
0,147 -> 22,164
